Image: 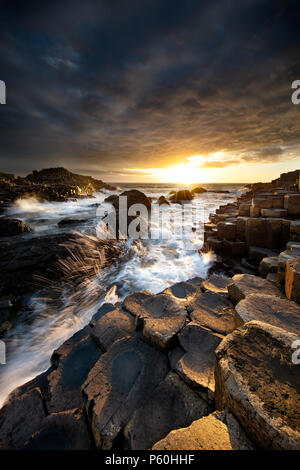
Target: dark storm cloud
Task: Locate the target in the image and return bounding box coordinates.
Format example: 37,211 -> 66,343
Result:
0,0 -> 300,175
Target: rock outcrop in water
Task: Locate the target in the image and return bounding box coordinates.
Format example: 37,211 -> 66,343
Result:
0,218 -> 32,237
0,233 -> 121,336
0,169 -> 299,450
0,167 -> 115,213
0,260 -> 299,449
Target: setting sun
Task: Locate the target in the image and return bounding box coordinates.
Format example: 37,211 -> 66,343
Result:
166,164 -> 203,184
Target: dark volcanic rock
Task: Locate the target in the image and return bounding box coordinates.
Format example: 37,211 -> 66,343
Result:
0,232 -> 121,298
162,280 -> 200,303
158,195 -> 170,205
124,372 -> 211,450
227,274 -> 283,302
58,217 -> 87,227
0,218 -> 31,237
202,274 -> 232,294
188,291 -> 235,335
90,307 -> 136,351
123,291 -> 187,350
191,186 -> 207,194
82,335 -> 168,449
169,189 -> 194,204
104,189 -> 152,238
24,409 -> 91,450
0,167 -> 115,210
46,327 -> 102,413
175,322 -> 223,403
26,167 -> 115,192
0,388 -> 46,449
105,189 -> 151,212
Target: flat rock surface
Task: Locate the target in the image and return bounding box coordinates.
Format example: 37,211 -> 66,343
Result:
188,291 -> 235,335
215,321 -> 300,450
24,408 -> 91,450
0,388 -> 46,449
175,322 -> 223,403
124,372 -> 211,450
227,274 -> 283,302
91,307 -> 135,351
123,291 -> 186,349
235,294 -> 300,335
201,274 -> 232,294
46,326 -> 102,413
152,411 -> 255,450
162,280 -> 200,302
82,335 -> 168,449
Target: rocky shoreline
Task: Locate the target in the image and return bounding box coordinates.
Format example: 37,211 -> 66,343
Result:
0,169 -> 299,450
0,167 -> 115,214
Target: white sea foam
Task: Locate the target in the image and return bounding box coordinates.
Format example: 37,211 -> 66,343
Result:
0,183 -> 239,407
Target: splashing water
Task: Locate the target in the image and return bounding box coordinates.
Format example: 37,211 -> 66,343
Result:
0,183 -> 240,407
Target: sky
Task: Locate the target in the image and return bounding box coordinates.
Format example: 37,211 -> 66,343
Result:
0,0 -> 300,183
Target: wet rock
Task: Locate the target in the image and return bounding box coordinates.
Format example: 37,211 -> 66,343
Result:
104,189 -> 152,238
91,307 -> 136,351
202,274 -> 232,294
169,190 -> 193,204
235,293 -> 300,334
227,274 -> 283,302
162,280 -> 200,303
45,326 -> 102,413
0,298 -> 14,335
0,218 -> 31,237
158,195 -> 170,205
24,408 -> 91,450
0,232 -> 121,298
152,411 -> 255,450
285,259 -> 300,303
259,257 -> 279,277
175,322 -> 223,403
188,291 -> 235,335
82,336 -> 168,449
206,237 -> 223,253
123,291 -> 187,350
89,303 -> 116,327
58,218 -> 87,227
191,186 -> 207,194
0,388 -> 46,449
124,372 -> 211,450
105,189 -> 151,212
215,321 -> 300,449
26,167 -> 115,192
